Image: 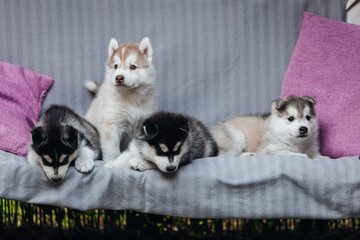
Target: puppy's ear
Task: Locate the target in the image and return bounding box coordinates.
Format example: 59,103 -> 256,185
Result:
62,126 -> 78,150
31,127 -> 47,149
139,37 -> 153,63
272,98 -> 287,112
142,123 -> 159,140
108,38 -> 119,57
304,96 -> 316,105
141,121 -> 159,140
178,119 -> 189,133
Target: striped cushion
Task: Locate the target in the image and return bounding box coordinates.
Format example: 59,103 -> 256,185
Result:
0,0 -> 345,127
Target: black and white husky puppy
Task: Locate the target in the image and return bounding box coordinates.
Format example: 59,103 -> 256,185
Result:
27,105 -> 101,182
104,111 -> 218,172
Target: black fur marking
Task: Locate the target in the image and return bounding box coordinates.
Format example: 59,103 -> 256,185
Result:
32,125 -> 76,162
142,122 -> 159,140
142,112 -> 189,164
138,111 -> 218,169
31,127 -> 47,149
61,126 -> 78,150
29,105 -> 102,182
40,105 -> 102,159
177,119 -> 189,133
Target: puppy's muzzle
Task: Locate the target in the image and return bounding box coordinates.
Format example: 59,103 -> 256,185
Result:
166,165 -> 177,172
115,75 -> 125,85
51,177 -> 62,182
299,126 -> 308,136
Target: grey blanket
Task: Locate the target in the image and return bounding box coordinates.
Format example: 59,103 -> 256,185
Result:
1,0 -> 356,219
1,150 -> 359,219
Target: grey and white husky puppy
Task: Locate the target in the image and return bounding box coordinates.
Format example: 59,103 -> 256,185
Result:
27,105 -> 102,182
104,111 -> 218,172
212,96 -> 327,158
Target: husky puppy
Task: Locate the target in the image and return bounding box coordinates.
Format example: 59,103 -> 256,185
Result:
85,37 -> 157,162
104,112 -> 218,172
27,105 -> 101,182
212,96 -> 327,158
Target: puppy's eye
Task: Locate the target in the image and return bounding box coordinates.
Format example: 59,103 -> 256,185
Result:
114,64 -> 118,69
60,156 -> 69,165
130,65 -> 137,70
155,146 -> 166,155
41,157 -> 51,166
288,116 -> 294,122
306,115 -> 311,121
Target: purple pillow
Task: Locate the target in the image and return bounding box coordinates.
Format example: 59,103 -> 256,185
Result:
281,12 -> 360,158
0,62 -> 53,157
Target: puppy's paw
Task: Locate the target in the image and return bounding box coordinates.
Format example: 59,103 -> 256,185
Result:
75,157 -> 94,173
129,158 -> 154,172
241,152 -> 257,157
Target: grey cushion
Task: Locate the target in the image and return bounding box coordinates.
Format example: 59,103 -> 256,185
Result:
0,0 -> 353,218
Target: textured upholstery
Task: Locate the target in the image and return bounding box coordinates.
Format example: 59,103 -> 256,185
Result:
1,0 -> 355,219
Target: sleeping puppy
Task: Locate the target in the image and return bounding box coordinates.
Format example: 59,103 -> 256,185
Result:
104,111 -> 218,172
212,96 -> 328,158
85,37 -> 157,162
27,105 -> 101,182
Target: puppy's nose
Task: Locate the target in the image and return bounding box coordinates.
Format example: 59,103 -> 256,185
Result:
115,75 -> 125,84
299,127 -> 308,135
166,166 -> 177,172
51,177 -> 62,182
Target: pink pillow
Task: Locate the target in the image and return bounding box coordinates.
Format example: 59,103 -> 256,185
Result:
0,62 -> 53,157
281,12 -> 360,158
